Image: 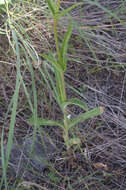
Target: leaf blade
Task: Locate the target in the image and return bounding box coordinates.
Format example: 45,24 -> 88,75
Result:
59,21 -> 72,71
62,98 -> 88,111
57,3 -> 83,19
69,107 -> 104,128
40,53 -> 64,72
27,117 -> 64,129
47,0 -> 55,16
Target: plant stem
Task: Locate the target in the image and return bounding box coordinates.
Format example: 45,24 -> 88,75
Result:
56,0 -> 60,13
53,6 -> 70,148
54,65 -> 69,148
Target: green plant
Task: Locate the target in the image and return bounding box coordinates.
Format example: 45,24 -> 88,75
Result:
27,0 -> 104,149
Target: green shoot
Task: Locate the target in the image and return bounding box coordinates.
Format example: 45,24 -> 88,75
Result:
27,0 -> 104,149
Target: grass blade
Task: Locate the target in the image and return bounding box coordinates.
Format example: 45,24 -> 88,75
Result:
1,30 -> 21,189
6,30 -> 21,162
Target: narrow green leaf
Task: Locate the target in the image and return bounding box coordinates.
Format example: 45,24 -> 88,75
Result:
27,117 -> 64,129
59,21 -> 72,71
47,0 -> 55,16
62,98 -> 88,111
57,2 -> 83,19
69,107 -> 104,128
1,30 -> 21,189
6,30 -> 21,163
40,53 -> 64,72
